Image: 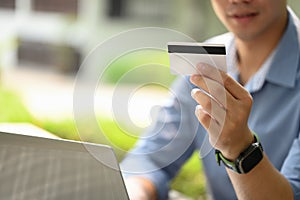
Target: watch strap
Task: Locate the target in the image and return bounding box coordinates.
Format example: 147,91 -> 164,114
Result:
215,133 -> 263,174
215,149 -> 238,172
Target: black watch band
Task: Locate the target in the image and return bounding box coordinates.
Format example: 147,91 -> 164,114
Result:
215,133 -> 264,174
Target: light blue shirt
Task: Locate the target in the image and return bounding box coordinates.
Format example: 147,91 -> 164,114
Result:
121,9 -> 300,200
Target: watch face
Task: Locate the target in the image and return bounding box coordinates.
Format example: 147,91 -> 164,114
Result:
240,146 -> 263,173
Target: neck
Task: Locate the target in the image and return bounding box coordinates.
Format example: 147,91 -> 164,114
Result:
236,12 -> 288,85
236,39 -> 274,84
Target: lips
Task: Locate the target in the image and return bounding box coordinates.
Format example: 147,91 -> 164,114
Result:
232,12 -> 258,19
227,10 -> 259,25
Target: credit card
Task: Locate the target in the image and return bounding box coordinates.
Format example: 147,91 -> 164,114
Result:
168,42 -> 227,75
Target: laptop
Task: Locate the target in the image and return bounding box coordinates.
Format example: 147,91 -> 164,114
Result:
0,131 -> 129,200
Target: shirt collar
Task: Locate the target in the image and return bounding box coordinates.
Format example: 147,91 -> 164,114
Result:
227,8 -> 300,92
265,8 -> 300,88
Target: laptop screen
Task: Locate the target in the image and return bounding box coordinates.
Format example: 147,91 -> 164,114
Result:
0,131 -> 129,200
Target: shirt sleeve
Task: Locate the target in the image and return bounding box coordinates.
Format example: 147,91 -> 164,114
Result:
281,136 -> 300,199
120,76 -> 201,200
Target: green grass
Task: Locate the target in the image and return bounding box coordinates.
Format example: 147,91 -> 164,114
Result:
42,118 -> 207,198
0,87 -> 34,123
0,86 -> 206,199
100,49 -> 176,85
171,152 -> 207,199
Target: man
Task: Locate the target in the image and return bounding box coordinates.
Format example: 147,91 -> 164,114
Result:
121,0 -> 300,199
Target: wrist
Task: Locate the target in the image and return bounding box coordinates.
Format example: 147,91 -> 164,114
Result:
221,129 -> 254,160
215,132 -> 264,174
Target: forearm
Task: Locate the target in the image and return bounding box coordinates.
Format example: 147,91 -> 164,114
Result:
227,154 -> 294,200
189,67 -> 294,199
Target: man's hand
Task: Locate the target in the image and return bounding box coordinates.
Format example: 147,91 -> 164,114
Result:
124,177 -> 157,200
190,63 -> 253,160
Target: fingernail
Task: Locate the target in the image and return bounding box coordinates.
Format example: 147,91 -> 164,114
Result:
195,104 -> 203,113
190,74 -> 200,83
197,63 -> 207,71
191,88 -> 199,98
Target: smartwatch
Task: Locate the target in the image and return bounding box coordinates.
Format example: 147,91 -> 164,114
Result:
215,133 -> 263,174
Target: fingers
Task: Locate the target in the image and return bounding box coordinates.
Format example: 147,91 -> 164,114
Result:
189,63 -> 251,134
191,63 -> 250,100
191,88 -> 226,124
190,76 -> 233,108
125,177 -> 157,200
194,104 -> 222,142
190,63 -> 253,154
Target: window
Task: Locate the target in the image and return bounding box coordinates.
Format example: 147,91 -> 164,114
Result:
108,0 -> 126,18
0,0 -> 15,9
32,0 -> 78,15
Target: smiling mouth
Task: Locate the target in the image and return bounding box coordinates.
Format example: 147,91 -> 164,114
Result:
233,12 -> 258,19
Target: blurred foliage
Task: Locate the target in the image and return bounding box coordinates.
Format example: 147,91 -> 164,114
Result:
101,49 -> 176,85
0,87 -> 206,199
171,152 -> 207,199
40,119 -> 80,141
0,87 -> 34,123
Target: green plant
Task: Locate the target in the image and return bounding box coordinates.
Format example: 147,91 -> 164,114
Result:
101,49 -> 176,85
0,87 -> 206,198
171,152 -> 207,199
0,87 -> 34,123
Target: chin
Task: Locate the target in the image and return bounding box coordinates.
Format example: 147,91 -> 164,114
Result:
232,29 -> 261,41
